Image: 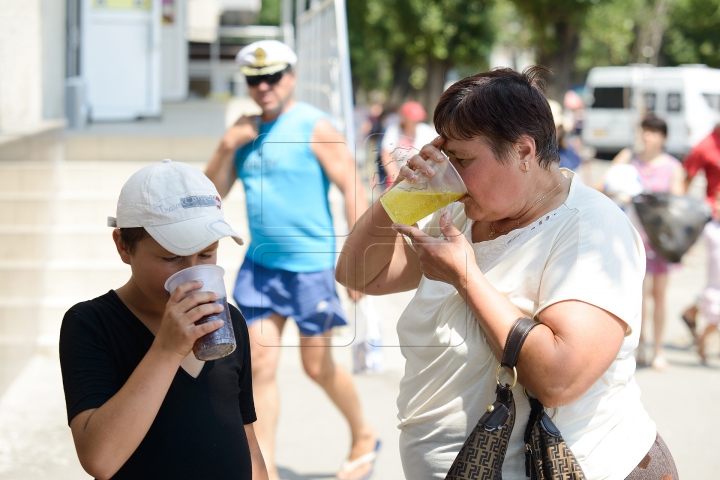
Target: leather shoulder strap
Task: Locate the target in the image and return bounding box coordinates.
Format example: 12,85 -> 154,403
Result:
501,317 -> 539,369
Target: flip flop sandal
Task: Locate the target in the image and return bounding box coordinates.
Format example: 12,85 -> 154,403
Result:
337,440 -> 381,480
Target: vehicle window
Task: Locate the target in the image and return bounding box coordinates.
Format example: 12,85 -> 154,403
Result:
703,93 -> 720,111
590,87 -> 630,109
667,93 -> 682,113
645,92 -> 656,111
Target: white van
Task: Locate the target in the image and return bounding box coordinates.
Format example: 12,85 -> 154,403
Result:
582,65 -> 720,157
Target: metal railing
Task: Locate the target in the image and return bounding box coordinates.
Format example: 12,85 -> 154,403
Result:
294,0 -> 355,151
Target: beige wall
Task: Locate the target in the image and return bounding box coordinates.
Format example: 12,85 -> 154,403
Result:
0,0 -> 43,132
0,0 -> 65,395
0,0 -> 65,132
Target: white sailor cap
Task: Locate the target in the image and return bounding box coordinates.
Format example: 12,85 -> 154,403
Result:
235,40 -> 297,76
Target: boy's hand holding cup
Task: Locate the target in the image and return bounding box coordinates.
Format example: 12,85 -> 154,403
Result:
164,265 -> 236,361
154,280 -> 226,359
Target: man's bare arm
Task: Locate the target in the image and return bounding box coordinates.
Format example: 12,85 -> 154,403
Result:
310,118 -> 369,231
205,116 -> 258,197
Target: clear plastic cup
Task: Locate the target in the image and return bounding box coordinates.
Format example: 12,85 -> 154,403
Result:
164,265 -> 236,361
380,156 -> 468,225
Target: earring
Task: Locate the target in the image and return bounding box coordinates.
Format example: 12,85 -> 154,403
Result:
524,161 -> 530,172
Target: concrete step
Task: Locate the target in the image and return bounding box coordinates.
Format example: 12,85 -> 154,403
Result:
0,226 -> 249,264
0,204 -> 248,234
0,228 -> 47,260
0,199 -> 52,227
0,162 -> 56,193
65,137 -> 220,163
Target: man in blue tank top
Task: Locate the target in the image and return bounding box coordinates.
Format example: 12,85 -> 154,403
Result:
205,40 -> 377,480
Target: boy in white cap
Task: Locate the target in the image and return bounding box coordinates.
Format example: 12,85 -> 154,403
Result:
205,40 -> 377,480
59,159 -> 268,480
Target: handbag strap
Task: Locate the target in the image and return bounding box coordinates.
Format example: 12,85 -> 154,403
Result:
501,317 -> 539,369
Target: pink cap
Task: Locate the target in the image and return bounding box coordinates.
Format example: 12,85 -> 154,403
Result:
399,101 -> 426,122
564,90 -> 583,110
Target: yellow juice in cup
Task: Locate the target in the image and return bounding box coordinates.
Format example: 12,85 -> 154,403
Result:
380,189 -> 464,225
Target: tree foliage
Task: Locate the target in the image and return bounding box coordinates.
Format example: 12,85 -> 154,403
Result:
257,0 -> 280,26
664,0 -> 720,67
508,0 -> 601,100
254,0 -> 720,107
576,0 -> 644,74
347,0 -> 496,111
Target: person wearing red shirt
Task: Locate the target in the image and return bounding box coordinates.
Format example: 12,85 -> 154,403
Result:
681,122 -> 720,338
684,123 -> 720,203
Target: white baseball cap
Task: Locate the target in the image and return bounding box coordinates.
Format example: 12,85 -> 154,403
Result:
107,159 -> 243,256
235,40 -> 297,76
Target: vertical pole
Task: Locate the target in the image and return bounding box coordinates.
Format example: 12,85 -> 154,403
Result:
333,0 -> 355,155
282,0 -> 294,49
210,36 -> 220,96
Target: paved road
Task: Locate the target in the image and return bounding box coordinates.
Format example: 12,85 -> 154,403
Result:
0,160 -> 718,479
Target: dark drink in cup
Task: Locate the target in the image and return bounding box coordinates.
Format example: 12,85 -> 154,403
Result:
192,296 -> 236,360
165,265 -> 237,361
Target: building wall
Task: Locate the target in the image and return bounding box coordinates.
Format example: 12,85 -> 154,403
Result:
0,0 -> 43,131
40,0 -> 67,121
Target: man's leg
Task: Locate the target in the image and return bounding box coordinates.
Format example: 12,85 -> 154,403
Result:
299,334 -> 377,480
248,313 -> 286,480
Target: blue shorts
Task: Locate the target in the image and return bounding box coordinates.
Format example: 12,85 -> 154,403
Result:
233,259 -> 348,336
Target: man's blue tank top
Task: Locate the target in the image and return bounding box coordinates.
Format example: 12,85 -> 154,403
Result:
234,102 -> 336,272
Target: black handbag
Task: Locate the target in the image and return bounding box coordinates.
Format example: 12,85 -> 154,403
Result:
633,193 -> 711,263
445,318 -> 586,480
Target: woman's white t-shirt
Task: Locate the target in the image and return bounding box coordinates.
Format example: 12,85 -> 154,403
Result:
396,170 -> 656,480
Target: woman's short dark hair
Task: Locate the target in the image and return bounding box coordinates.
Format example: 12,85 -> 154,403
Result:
433,66 -> 559,169
641,114 -> 667,137
119,227 -> 151,254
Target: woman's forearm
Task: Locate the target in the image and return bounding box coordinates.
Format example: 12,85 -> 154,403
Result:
336,198 -> 399,291
343,170 -> 368,232
458,270 -> 623,408
456,267 -> 523,360
72,344 -> 182,479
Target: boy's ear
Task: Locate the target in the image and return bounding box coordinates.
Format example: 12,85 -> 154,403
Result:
112,229 -> 132,265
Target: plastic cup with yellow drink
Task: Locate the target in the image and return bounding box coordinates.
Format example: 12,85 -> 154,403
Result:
380,156 -> 467,225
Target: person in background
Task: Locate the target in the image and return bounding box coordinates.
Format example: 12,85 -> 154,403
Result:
549,99 -> 582,171
204,40 -> 377,480
379,101 -> 437,186
696,190 -> 720,364
679,119 -> 720,337
608,115 -> 685,370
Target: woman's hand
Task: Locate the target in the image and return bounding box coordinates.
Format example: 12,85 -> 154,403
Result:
398,137 -> 448,185
392,209 -> 478,290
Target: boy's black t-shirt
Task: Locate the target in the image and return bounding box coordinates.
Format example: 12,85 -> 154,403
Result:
59,290 -> 256,480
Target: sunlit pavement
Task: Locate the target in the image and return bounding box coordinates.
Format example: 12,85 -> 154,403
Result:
0,142 -> 718,478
